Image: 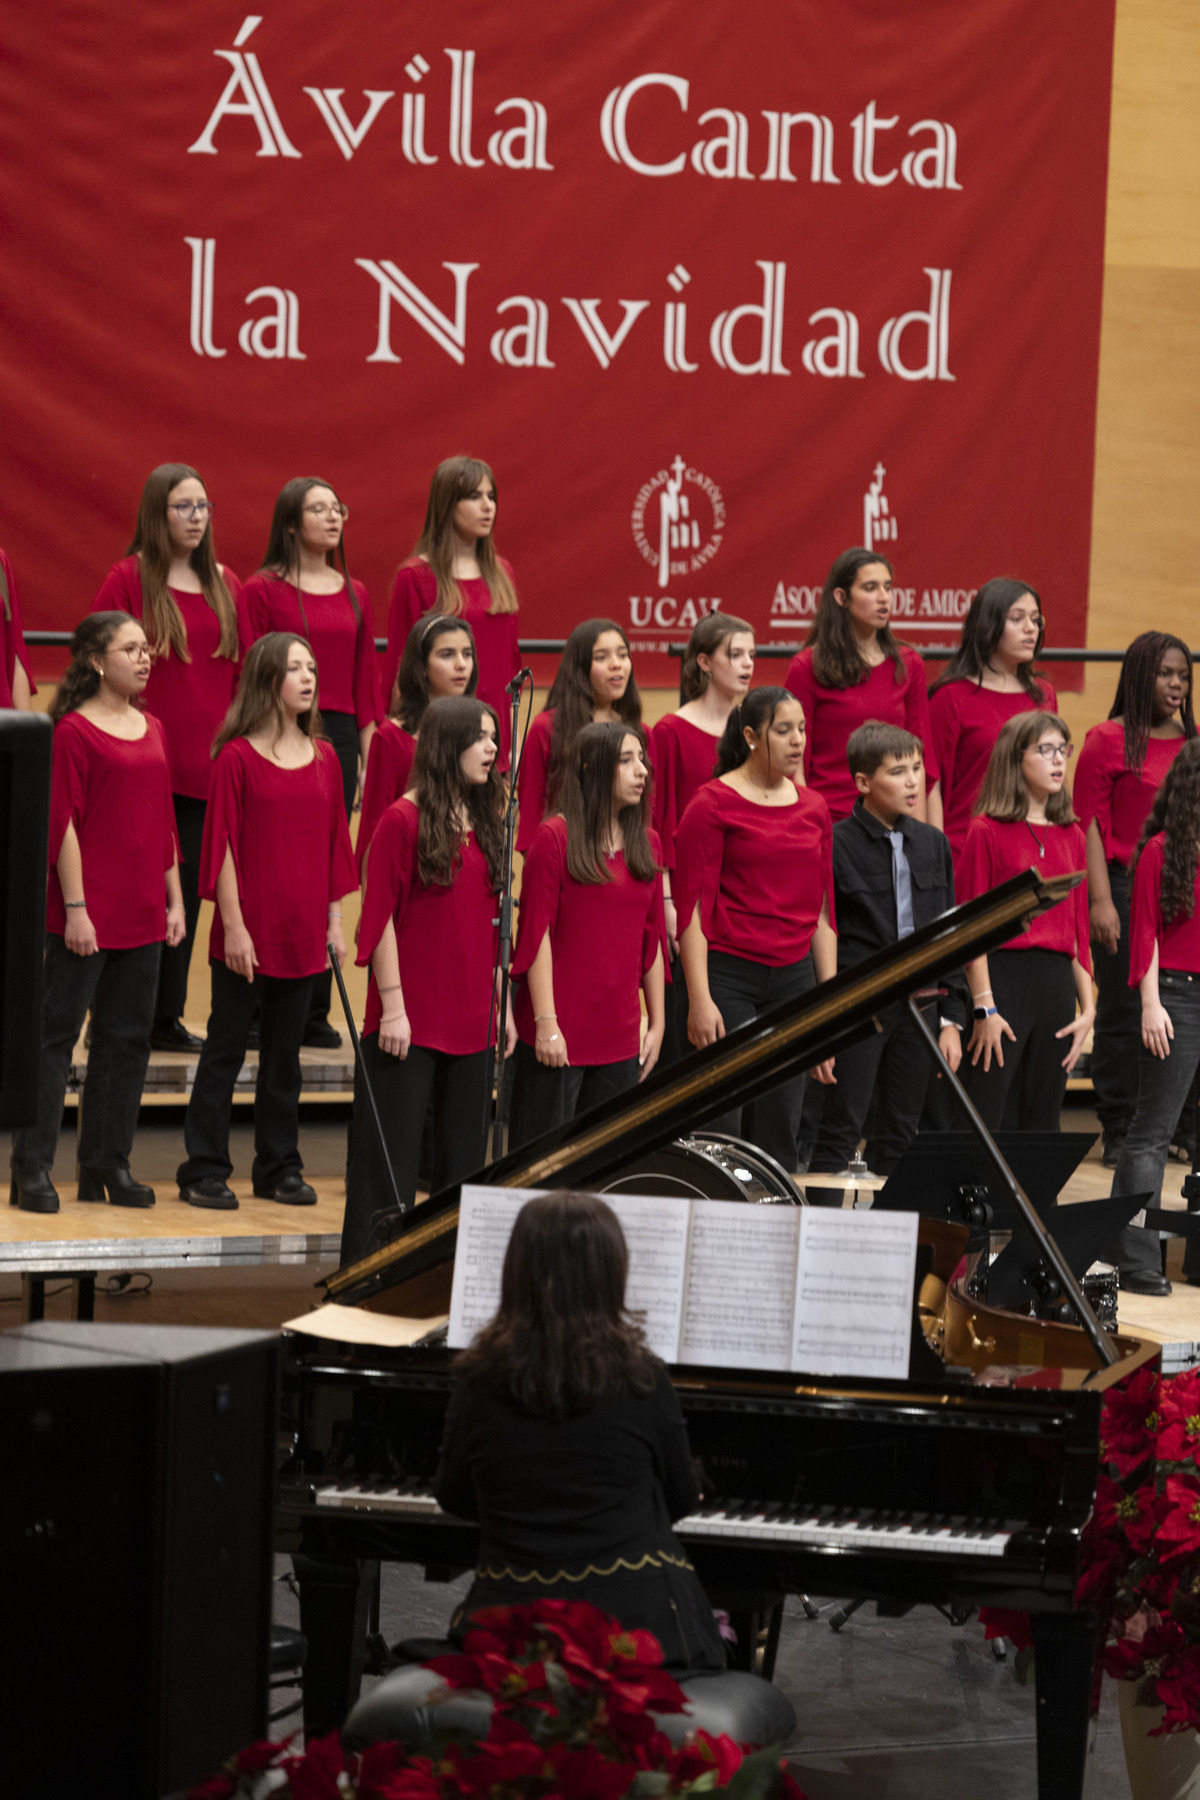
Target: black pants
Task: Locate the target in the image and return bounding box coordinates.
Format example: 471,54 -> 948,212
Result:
309,709 -> 359,1031
155,792 -> 207,1023
658,950 -> 690,1068
178,960 -> 316,1189
509,1040 -> 642,1149
12,934 -> 161,1175
960,949 -> 1077,1132
1090,863 -> 1140,1140
342,1033 -> 491,1265
810,1000 -> 938,1178
1110,968 -> 1200,1278
703,950 -> 816,1171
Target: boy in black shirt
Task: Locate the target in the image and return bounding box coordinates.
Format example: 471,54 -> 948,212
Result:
810,721 -> 969,1178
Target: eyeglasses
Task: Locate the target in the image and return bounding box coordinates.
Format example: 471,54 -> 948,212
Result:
1007,613 -> 1043,630
304,503 -> 349,520
169,501 -> 213,520
111,643 -> 151,662
1032,741 -> 1072,762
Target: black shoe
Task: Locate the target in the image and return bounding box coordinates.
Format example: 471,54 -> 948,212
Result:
302,1020 -> 342,1050
179,1177 -> 238,1210
77,1164 -> 155,1208
9,1170 -> 60,1214
1120,1270 -> 1172,1298
150,1018 -> 203,1053
1101,1136 -> 1124,1170
253,1173 -> 317,1205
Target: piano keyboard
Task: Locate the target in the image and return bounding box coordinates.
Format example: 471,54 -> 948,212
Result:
310,1481 -> 1016,1558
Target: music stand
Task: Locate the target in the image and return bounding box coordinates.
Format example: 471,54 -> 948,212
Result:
986,1195 -> 1151,1311
873,1132 -> 1095,1229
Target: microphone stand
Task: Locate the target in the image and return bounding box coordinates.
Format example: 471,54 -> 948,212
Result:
485,673 -> 531,1161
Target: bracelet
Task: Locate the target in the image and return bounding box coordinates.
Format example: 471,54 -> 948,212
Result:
328,909 -> 342,918
378,983 -> 403,993
534,1012 -> 557,1021
973,1005 -> 998,1019
64,900 -> 87,909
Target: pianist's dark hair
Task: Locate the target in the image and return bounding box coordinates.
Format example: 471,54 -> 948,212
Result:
714,685 -> 798,777
1132,736 -> 1200,927
453,1191 -> 658,1419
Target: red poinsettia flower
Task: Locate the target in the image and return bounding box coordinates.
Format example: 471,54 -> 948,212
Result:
1159,1475 -> 1200,1562
1150,1648 -> 1200,1736
285,1731 -> 355,1800
184,1779 -> 235,1800
543,1742 -> 640,1800
1158,1372 -> 1200,1465
777,1766 -> 809,1800
978,1607 -> 1033,1652
1101,1368 -> 1160,1475
665,1729 -> 745,1786
602,1703 -> 675,1766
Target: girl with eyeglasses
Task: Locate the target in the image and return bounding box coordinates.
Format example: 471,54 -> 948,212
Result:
928,579 -> 1058,867
356,614 -> 479,877
1074,632 -> 1195,1168
956,711 -> 1093,1131
0,544 -> 34,711
10,613 -> 183,1213
784,547 -> 940,825
240,478 -> 383,1046
381,457 -> 520,769
93,464 -> 241,1051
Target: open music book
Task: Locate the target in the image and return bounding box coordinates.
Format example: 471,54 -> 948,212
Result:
449,1186 -> 918,1380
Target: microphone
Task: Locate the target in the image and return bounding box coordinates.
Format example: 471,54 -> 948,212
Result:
505,668 -> 533,696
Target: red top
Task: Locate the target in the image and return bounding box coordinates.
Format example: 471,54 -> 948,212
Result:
0,549 -> 35,708
650,714 -> 721,872
1073,719 -> 1189,871
956,814 -> 1091,971
238,574 -> 382,729
512,816 -> 668,1065
674,781 -> 835,967
93,555 -> 241,799
356,718 -> 417,874
383,559 -> 521,767
1129,834 -> 1200,983
200,737 -> 357,979
928,678 -> 1059,862
357,796 -> 499,1052
516,707 -> 555,854
47,712 -> 177,948
784,645 -> 939,821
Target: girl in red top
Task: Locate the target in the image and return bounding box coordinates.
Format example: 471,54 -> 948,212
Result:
343,697 -> 512,1263
1110,740 -> 1200,1293
0,547 -> 34,710
785,548 -> 939,825
1074,632 -> 1195,1165
381,456 -> 521,766
94,462 -> 241,1051
517,618 -> 642,854
240,477 -> 382,1046
675,687 -> 836,1171
357,614 -> 478,875
958,712 -> 1093,1132
510,722 -> 667,1148
176,635 -> 357,1211
10,613 -> 182,1214
928,579 -> 1057,864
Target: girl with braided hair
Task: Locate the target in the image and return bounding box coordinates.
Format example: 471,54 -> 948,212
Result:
1109,738 -> 1200,1295
1075,632 -> 1195,1165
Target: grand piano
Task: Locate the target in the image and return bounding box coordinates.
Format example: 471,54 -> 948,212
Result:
277,871 -> 1156,1800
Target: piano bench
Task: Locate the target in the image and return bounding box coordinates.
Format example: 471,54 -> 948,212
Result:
342,1665 -> 796,1753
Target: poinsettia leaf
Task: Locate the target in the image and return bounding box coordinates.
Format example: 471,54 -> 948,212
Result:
629,1771 -> 672,1796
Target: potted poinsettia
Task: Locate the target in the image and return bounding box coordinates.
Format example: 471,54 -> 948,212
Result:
188,1599 -> 805,1800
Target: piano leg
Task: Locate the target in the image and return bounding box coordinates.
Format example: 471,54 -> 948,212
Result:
293,1554 -> 381,1739
1031,1610 -> 1097,1800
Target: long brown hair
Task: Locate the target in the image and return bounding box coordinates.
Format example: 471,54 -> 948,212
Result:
0,553 -> 10,623
212,633 -> 323,755
1133,738 -> 1200,926
411,455 -> 518,617
393,614 -> 478,732
50,613 -> 142,721
411,696 -> 505,889
1109,631 -> 1196,774
973,711 -> 1077,824
127,463 -> 238,662
807,547 -> 906,689
928,577 -> 1049,702
259,477 -> 363,635
679,611 -> 754,703
545,618 -> 641,808
558,722 -> 659,884
453,1191 -> 658,1419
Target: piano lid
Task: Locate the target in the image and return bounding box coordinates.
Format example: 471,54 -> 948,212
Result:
325,867 -> 1080,1306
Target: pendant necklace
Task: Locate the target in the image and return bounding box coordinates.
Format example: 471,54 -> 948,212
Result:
1024,819 -> 1046,860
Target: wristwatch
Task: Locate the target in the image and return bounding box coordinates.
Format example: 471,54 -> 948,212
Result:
973,1004 -> 998,1019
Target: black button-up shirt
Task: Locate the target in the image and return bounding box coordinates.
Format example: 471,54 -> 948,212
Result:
832,800 -> 970,1030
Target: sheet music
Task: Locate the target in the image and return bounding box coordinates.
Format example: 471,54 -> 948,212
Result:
791,1208 -> 918,1379
604,1192 -> 692,1362
447,1187 -> 532,1347
677,1202 -> 799,1370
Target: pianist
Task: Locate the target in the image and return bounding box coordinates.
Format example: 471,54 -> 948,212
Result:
433,1190 -> 727,1671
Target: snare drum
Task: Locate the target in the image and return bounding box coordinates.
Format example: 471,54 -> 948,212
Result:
598,1133 -> 803,1204
1083,1260 -> 1119,1332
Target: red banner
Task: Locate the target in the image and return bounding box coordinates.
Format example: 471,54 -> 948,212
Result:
0,2 -> 1115,684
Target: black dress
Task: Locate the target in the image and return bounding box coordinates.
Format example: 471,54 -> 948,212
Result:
433,1364 -> 726,1672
